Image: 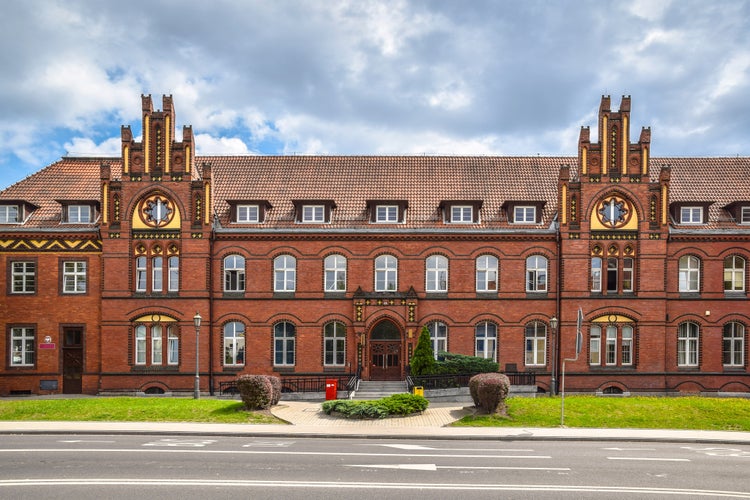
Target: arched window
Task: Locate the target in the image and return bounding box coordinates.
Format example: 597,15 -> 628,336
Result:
524,322 -> 547,366
134,323 -> 176,366
475,321 -> 497,361
427,321 -> 448,359
426,255 -> 448,292
476,255 -> 498,292
526,255 -> 548,292
678,256 -> 700,292
724,256 -> 746,292
274,322 -> 296,366
375,254 -> 398,291
324,254 -> 347,292
274,255 -> 296,292
224,322 -> 246,366
224,255 -> 246,292
723,322 -> 745,366
324,322 -> 346,366
678,322 -> 699,367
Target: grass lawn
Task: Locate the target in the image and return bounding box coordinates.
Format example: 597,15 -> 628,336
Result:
452,396 -> 750,431
0,397 -> 285,425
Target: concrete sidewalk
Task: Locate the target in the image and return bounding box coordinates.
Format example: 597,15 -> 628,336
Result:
1,400 -> 749,444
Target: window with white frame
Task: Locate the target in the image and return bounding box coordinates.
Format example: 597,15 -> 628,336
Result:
274,322 -> 296,366
151,257 -> 163,292
11,261 -> 36,294
680,206 -> 703,224
223,321 -> 246,366
0,205 -> 19,223
526,255 -> 548,292
302,205 -> 325,223
324,254 -> 347,292
475,321 -> 497,361
324,321 -> 346,366
10,326 -> 35,366
425,255 -> 448,292
723,322 -> 745,367
237,204 -> 260,223
223,255 -> 245,292
134,324 -> 176,366
450,205 -> 473,223
678,255 -> 700,292
168,256 -> 179,292
376,205 -> 399,223
476,255 -> 498,292
592,256 -> 635,293
374,254 -> 397,291
723,255 -> 745,292
62,261 -> 86,293
135,256 -> 147,292
67,205 -> 91,223
590,323 -> 634,366
514,206 -> 536,223
524,322 -> 547,366
677,322 -> 699,367
427,321 -> 447,359
742,207 -> 750,224
589,326 -> 601,365
274,255 -> 296,292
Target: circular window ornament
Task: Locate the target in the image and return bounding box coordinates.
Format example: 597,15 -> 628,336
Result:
596,195 -> 632,229
140,194 -> 175,228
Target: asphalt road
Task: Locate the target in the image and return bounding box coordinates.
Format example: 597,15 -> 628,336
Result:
1,434 -> 749,499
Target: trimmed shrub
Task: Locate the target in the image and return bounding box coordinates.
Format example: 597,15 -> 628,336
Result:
434,352 -> 499,375
469,372 -> 511,415
409,326 -> 435,376
236,374 -> 273,410
322,393 -> 429,419
266,375 -> 282,405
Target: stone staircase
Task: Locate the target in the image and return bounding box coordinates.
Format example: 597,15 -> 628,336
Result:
352,380 -> 408,400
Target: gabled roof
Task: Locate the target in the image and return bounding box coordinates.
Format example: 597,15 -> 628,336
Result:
0,158 -> 121,230
208,155 -> 566,231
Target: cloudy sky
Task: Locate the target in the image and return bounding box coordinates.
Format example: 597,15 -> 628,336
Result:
1,0 -> 749,189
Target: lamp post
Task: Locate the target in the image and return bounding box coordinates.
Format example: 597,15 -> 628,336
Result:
193,312 -> 202,399
549,316 -> 558,396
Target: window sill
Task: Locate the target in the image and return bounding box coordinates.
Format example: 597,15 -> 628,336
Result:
324,292 -> 347,298
475,292 -> 498,299
678,293 -> 702,299
273,292 -> 296,299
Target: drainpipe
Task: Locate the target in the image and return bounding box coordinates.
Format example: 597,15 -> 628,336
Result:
554,216 -> 562,396
208,213 -> 216,395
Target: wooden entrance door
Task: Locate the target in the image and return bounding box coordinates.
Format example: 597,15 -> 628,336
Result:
368,319 -> 402,381
62,327 -> 83,394
370,341 -> 401,380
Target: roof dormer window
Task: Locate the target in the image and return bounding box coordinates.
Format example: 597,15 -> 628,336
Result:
237,204 -> 260,223
0,205 -> 19,223
514,206 -> 537,223
366,200 -> 408,224
742,206 -> 750,224
228,200 -> 271,223
441,200 -> 482,224
292,200 -> 336,224
680,206 -> 703,224
66,204 -> 92,223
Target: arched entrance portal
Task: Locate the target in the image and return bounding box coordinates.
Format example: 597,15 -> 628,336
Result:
369,319 -> 403,381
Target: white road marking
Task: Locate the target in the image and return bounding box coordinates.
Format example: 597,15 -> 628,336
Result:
142,439 -> 217,447
58,440 -> 115,443
607,457 -> 690,462
347,464 -> 571,472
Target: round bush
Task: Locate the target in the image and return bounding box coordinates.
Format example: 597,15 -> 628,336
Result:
469,372 -> 511,414
236,374 -> 274,410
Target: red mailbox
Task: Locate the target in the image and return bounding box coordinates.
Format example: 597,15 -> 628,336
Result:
325,379 -> 338,400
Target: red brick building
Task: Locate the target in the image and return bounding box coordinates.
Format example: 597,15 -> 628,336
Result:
1,95 -> 748,396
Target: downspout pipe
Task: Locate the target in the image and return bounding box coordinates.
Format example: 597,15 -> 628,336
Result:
554,215 -> 562,396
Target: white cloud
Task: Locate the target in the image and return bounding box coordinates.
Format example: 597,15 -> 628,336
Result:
194,134 -> 254,155
64,137 -> 121,157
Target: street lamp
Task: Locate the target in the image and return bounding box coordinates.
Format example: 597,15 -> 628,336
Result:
549,316 -> 558,396
193,312 -> 202,399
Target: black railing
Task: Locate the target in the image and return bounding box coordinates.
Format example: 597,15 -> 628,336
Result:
407,372 -> 536,391
218,373 -> 357,397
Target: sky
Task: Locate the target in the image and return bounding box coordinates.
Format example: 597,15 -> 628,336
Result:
1,0 -> 750,189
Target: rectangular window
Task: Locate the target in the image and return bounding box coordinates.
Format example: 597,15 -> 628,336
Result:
742,207 -> 750,224
589,326 -> 601,365
11,261 -> 36,294
514,206 -> 536,223
237,204 -> 259,223
622,258 -> 634,292
168,256 -> 179,292
0,205 -> 19,223
135,257 -> 147,292
302,205 -> 325,223
11,327 -> 35,366
152,257 -> 163,292
621,326 -> 633,365
67,205 -> 91,223
591,257 -> 602,292
63,261 -> 87,293
450,205 -> 473,223
167,329 -> 179,365
680,206 -> 703,224
376,205 -> 398,223
151,325 -> 162,365
606,258 -> 618,293
605,326 -> 617,365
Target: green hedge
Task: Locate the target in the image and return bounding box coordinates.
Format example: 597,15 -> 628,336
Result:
429,352 -> 499,375
321,394 -> 429,419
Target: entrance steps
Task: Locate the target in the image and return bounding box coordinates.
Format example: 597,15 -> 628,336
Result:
352,380 -> 408,400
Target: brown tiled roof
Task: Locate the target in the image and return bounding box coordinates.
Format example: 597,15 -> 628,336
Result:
2,154 -> 749,232
0,158 -> 121,230
207,155 -> 568,230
